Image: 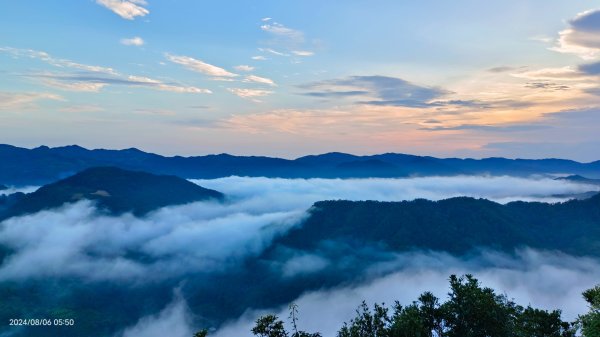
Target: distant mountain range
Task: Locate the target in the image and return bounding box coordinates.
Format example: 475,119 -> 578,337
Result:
1,144 -> 600,186
0,167 -> 224,220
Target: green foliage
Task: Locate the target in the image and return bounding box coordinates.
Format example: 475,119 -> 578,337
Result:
251,305 -> 321,337
441,274 -> 516,337
277,195 -> 600,256
515,307 -> 575,337
255,274 -> 578,337
252,314 -> 288,337
579,285 -> 600,337
194,329 -> 209,337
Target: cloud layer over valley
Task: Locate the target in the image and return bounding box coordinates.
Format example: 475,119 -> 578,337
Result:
0,176 -> 598,282
0,176 -> 598,336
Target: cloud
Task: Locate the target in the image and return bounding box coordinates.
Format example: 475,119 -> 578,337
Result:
260,22 -> 304,42
280,253 -> 330,278
227,88 -> 274,102
552,8 -> 600,59
258,48 -> 289,57
0,91 -> 63,110
300,75 -> 449,108
0,199 -> 303,282
126,75 -> 212,93
258,20 -> 315,57
578,61 -> 600,75
1,176 -> 599,335
234,65 -> 255,72
252,55 -> 267,61
41,79 -> 109,92
261,17 -> 272,22
96,0 -> 149,20
194,176 -> 599,206
120,293 -> 193,337
487,66 -> 520,73
2,47 -> 210,94
32,72 -> 211,94
1,176 -> 596,282
0,47 -> 117,75
120,36 -> 145,46
0,185 -> 38,196
524,82 -> 570,91
512,66 -> 589,81
291,50 -> 314,57
243,75 -> 277,86
166,54 -> 238,78
212,249 -> 600,337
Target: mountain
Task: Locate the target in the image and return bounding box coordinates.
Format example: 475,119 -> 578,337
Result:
269,193 -> 600,257
0,167 -> 224,220
1,144 -> 600,185
555,174 -> 600,185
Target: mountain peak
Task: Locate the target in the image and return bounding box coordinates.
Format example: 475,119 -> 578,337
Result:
1,167 -> 224,220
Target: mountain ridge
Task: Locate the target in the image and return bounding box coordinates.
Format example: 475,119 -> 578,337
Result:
0,166 -> 224,220
2,144 -> 600,185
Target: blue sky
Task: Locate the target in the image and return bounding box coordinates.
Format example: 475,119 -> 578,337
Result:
1,1 -> 600,160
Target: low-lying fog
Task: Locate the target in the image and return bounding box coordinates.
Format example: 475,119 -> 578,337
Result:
0,176 -> 598,337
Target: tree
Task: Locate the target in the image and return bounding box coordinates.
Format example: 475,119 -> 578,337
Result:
255,274 -> 575,337
194,330 -> 208,337
579,285 -> 600,337
514,307 -> 575,337
252,315 -> 288,337
440,274 -> 517,337
337,301 -> 390,337
252,305 -> 321,337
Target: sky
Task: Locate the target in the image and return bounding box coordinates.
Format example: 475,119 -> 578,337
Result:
1,1 -> 600,160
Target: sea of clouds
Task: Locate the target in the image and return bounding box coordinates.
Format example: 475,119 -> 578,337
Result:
0,176 -> 598,336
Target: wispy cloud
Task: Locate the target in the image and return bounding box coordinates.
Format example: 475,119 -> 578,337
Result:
234,65 -> 255,72
260,22 -> 304,42
0,92 -> 63,110
252,55 -> 267,61
31,72 -> 211,94
96,0 -> 149,20
227,88 -> 274,102
126,75 -> 212,93
120,36 -> 145,46
511,66 -> 590,81
166,54 -> 238,78
292,50 -> 314,57
258,47 -> 289,57
0,47 -> 117,75
1,47 -> 212,94
258,20 -> 315,58
40,78 -> 108,92
243,75 -> 277,86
